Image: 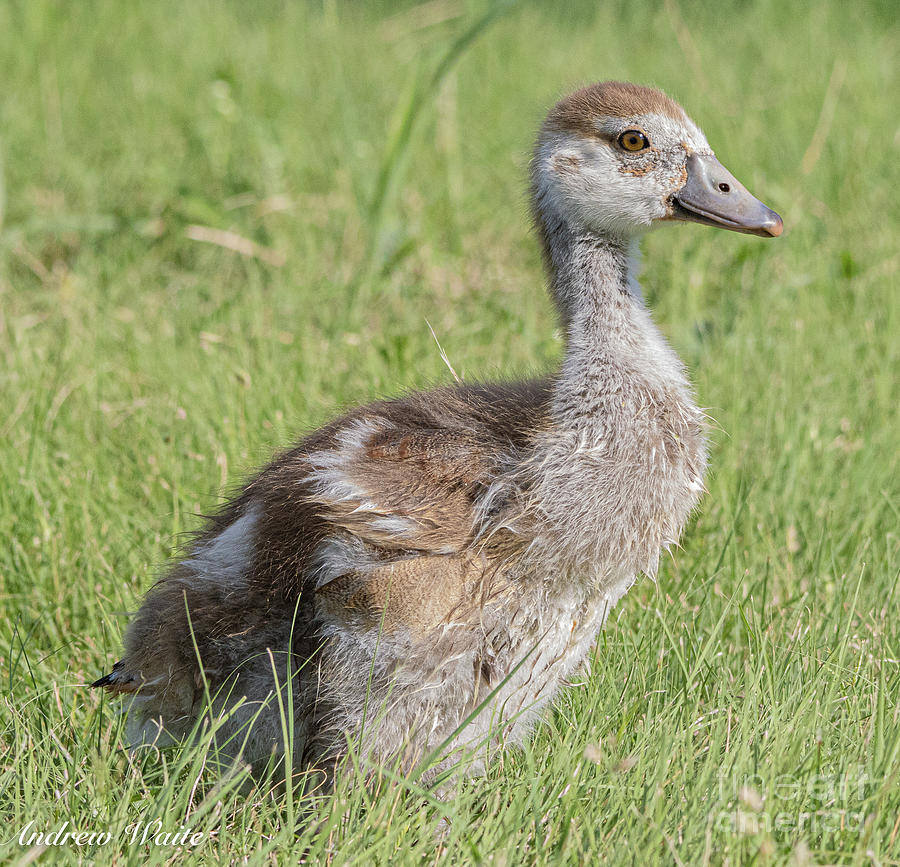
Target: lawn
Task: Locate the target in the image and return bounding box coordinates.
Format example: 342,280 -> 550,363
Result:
1,0 -> 898,863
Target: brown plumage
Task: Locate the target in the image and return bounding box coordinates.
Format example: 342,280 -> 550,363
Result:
544,80 -> 688,139
94,82 -> 781,783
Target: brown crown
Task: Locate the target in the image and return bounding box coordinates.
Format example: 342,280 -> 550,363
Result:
544,81 -> 688,139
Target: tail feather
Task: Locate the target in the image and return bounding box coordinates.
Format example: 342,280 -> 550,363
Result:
92,661 -> 141,694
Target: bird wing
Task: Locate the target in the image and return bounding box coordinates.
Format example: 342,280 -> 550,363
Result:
314,552 -> 481,637
304,421 -> 501,554
242,382 -> 551,600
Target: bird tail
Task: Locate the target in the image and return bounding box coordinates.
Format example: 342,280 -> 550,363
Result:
92,661 -> 140,693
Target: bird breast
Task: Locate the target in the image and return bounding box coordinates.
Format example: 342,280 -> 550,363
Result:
518,384 -> 708,587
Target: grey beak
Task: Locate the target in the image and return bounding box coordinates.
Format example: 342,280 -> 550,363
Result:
672,153 -> 783,238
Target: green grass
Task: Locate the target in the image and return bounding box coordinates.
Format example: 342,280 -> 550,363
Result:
1,0 -> 898,863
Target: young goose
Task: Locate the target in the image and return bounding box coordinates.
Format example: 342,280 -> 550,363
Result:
94,81 -> 781,780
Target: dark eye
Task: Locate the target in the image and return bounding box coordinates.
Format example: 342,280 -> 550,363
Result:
618,130 -> 650,152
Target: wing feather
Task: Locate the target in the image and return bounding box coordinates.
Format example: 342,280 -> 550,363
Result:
306,423 -> 498,553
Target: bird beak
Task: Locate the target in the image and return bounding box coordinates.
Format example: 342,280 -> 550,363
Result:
671,153 -> 783,237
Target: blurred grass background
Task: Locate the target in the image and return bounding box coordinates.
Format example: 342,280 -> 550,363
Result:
0,0 -> 897,863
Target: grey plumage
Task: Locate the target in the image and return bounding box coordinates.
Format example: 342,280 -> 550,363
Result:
93,81 -> 781,783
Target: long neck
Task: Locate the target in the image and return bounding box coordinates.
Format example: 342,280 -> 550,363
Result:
541,219 -> 693,430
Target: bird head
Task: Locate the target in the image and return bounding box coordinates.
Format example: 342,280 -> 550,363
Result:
532,81 -> 782,242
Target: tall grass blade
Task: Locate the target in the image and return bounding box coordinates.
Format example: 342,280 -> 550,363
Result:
359,0 -> 519,287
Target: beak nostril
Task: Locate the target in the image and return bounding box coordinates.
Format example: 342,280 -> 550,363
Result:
717,182 -> 731,194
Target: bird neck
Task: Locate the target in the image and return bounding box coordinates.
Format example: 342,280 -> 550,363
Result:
544,220 -> 641,322
541,219 -> 693,430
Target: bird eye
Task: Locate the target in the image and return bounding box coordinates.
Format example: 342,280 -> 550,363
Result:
618,130 -> 650,152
